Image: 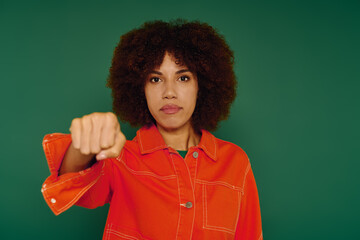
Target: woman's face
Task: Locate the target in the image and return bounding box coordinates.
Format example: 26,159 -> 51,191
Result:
144,52 -> 198,132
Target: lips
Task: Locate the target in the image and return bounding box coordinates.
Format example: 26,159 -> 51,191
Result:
160,104 -> 182,114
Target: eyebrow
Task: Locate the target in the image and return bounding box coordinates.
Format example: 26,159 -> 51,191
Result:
150,69 -> 191,75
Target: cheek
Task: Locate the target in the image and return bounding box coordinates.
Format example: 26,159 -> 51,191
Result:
186,89 -> 198,111
144,88 -> 158,112
144,85 -> 152,103
191,86 -> 199,102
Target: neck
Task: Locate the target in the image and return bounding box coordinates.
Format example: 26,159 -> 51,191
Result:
157,123 -> 201,151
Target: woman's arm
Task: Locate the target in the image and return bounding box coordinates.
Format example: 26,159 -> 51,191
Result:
59,143 -> 96,175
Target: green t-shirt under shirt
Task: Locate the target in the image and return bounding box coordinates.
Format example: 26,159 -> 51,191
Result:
177,150 -> 188,159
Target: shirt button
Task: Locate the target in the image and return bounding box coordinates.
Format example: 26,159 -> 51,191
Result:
192,151 -> 199,158
50,198 -> 56,204
185,201 -> 193,209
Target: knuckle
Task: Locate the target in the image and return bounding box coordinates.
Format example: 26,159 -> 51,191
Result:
92,112 -> 103,121
106,112 -> 117,122
91,114 -> 99,122
71,118 -> 80,125
70,118 -> 80,130
80,148 -> 90,155
90,148 -> 100,154
101,142 -> 110,149
92,113 -> 108,126
106,112 -> 114,118
81,117 -> 92,129
72,142 -> 80,149
81,115 -> 89,123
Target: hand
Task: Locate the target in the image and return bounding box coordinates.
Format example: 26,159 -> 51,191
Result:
70,112 -> 126,160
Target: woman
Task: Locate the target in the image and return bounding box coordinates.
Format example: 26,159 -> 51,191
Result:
41,19 -> 263,240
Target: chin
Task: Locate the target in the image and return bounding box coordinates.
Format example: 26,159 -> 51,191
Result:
156,120 -> 190,132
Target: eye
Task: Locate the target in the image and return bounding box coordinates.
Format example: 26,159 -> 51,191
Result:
178,75 -> 190,82
150,77 -> 161,83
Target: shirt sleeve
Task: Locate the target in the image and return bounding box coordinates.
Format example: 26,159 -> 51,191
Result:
41,133 -> 113,216
234,163 -> 263,240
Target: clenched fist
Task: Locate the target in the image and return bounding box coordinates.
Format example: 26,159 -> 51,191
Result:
70,112 -> 126,160
59,112 -> 126,175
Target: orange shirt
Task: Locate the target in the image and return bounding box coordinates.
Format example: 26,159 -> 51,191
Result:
41,125 -> 263,240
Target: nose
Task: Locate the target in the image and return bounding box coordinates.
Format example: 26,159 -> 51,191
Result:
163,80 -> 176,99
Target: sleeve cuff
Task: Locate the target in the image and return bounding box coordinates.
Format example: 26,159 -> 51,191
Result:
41,133 -> 105,215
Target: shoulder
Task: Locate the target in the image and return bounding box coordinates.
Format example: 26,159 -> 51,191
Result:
216,137 -> 248,158
198,131 -> 252,189
213,135 -> 251,171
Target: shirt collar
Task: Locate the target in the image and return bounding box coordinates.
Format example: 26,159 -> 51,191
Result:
136,124 -> 217,161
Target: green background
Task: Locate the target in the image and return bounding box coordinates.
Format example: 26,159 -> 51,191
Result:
1,0 -> 359,239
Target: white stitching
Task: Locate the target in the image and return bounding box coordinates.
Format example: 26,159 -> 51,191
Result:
42,185 -> 56,214
200,178 -> 241,234
183,153 -> 196,240
116,149 -> 125,161
142,145 -> 167,154
194,153 -> 199,189
212,133 -> 217,159
42,161 -> 104,214
241,162 -> 251,195
203,226 -> 236,235
198,131 -> 217,160
195,179 -> 243,192
169,154 -> 181,240
44,134 -> 71,174
107,223 -> 112,240
138,128 -> 167,154
203,184 -> 207,228
56,162 -> 106,213
118,158 -> 176,180
200,144 -> 214,161
194,153 -> 200,231
138,128 -> 144,152
234,190 -> 241,232
105,229 -> 139,240
45,140 -> 55,173
44,161 -> 99,190
44,173 -> 84,190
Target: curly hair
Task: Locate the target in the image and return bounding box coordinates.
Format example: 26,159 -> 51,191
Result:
107,19 -> 236,132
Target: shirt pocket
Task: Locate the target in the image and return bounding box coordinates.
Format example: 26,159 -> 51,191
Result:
201,182 -> 242,234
